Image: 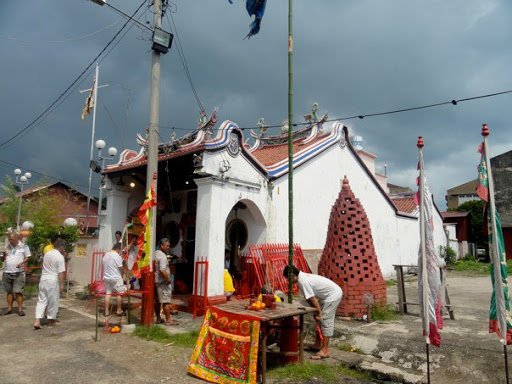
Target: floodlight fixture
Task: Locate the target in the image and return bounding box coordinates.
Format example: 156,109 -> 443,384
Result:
152,27 -> 173,54
90,160 -> 102,173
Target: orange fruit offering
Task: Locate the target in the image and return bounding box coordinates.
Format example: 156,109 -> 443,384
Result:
260,302 -> 266,309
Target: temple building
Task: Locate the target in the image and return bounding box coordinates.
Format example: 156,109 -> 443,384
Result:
98,107 -> 447,307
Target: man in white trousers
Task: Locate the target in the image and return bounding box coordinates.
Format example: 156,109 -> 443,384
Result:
33,239 -> 67,329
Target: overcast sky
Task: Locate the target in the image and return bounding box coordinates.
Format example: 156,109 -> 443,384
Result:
1,0 -> 511,210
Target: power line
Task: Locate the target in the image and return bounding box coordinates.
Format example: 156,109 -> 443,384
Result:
157,88 -> 512,132
0,0 -> 148,150
0,19 -> 122,44
165,8 -> 205,113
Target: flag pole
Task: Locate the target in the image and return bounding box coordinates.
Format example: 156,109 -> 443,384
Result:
482,124 -> 509,382
417,136 -> 430,384
85,63 -> 100,235
505,345 -> 510,383
287,0 -> 295,303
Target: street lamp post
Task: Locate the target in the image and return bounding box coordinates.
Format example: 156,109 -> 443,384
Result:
14,168 -> 32,230
94,139 -> 117,230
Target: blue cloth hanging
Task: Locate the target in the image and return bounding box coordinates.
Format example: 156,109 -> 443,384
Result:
229,0 -> 267,38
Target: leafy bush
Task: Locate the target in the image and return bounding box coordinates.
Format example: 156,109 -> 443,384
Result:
463,253 -> 476,262
439,246 -> 457,266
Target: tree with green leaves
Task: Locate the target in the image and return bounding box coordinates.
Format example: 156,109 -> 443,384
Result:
0,177 -> 80,258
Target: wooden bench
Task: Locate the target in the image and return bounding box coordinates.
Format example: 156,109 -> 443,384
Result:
393,264 -> 455,320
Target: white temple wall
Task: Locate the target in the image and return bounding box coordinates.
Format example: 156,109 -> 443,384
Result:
270,143 -> 421,278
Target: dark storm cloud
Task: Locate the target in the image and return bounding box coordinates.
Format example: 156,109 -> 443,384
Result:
1,0 -> 511,208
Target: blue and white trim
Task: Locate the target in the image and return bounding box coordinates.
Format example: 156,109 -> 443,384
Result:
266,122 -> 344,178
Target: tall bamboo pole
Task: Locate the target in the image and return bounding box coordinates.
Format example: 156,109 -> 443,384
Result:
287,0 -> 294,303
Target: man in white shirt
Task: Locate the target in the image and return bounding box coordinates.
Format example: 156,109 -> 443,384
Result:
155,238 -> 178,325
283,265 -> 343,359
102,243 -> 126,317
126,235 -> 140,290
2,232 -> 31,316
33,239 -> 67,329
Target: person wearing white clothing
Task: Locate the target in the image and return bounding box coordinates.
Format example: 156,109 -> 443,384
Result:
2,232 -> 31,316
33,239 -> 67,329
126,235 -> 140,290
283,266 -> 343,360
102,243 -> 126,316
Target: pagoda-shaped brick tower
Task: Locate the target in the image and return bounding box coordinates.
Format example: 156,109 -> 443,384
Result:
318,176 -> 387,318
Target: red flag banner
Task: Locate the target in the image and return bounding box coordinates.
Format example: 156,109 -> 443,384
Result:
132,183 -> 157,278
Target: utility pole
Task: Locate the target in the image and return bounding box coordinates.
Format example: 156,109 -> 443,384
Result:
142,0 -> 163,325
147,0 -> 162,271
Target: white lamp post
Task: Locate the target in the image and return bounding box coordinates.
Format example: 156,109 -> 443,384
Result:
94,139 -> 117,231
14,169 -> 32,229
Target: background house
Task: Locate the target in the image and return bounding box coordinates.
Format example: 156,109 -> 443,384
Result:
491,150 -> 512,259
441,211 -> 471,257
0,182 -> 99,232
445,180 -> 480,210
0,182 -> 100,287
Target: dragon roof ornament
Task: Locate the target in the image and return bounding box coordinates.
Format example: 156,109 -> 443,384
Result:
136,108 -> 218,155
248,103 -> 328,151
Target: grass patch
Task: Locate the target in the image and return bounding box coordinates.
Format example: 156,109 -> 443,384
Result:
371,303 -> 399,322
339,343 -> 363,354
385,280 -> 397,287
133,325 -> 198,347
335,364 -> 374,380
453,260 -> 490,274
268,362 -> 372,383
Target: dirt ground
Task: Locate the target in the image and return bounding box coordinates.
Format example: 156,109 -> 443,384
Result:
0,292 -> 375,384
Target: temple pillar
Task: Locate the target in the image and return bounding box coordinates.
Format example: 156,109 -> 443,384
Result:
99,187 -> 131,252
194,177 -> 227,301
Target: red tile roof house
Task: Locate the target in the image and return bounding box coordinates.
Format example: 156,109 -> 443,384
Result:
0,182 -> 100,287
99,108 -> 448,309
441,211 -> 471,258
0,182 -> 99,232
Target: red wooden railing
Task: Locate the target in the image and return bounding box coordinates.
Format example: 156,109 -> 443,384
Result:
90,249 -> 105,294
247,243 -> 311,294
192,256 -> 209,319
